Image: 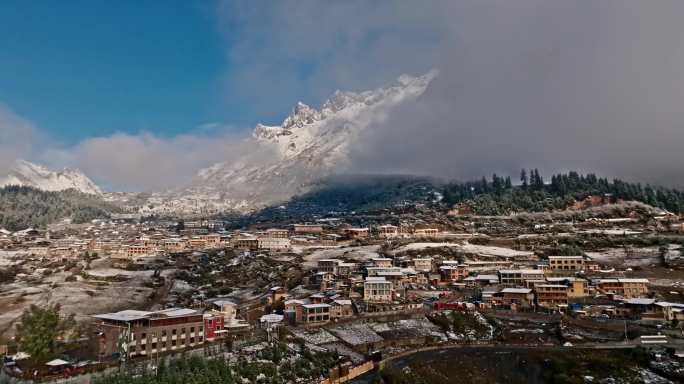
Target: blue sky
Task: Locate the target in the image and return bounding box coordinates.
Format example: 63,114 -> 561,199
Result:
0,1 -> 236,144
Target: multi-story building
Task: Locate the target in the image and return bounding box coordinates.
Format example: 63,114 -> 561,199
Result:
284,300 -> 305,324
535,284 -> 569,308
548,256 -> 585,272
500,288 -> 534,308
302,303 -> 331,324
263,229 -> 289,238
377,225 -> 399,239
93,308 -> 204,360
498,269 -> 545,287
330,299 -> 354,320
411,258 -> 433,273
318,259 -> 342,274
414,228 -> 438,238
596,278 -> 649,298
346,228 -> 369,240
546,277 -> 588,298
258,237 -> 292,252
439,265 -> 468,282
364,277 -> 393,303
293,224 -> 324,234
233,236 -> 259,251
371,258 -> 393,268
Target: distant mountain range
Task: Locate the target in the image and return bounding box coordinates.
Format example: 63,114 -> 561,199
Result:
3,72 -> 436,215
0,160 -> 101,195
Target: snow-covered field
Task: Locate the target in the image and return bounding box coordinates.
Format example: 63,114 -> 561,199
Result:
302,245 -> 381,268
586,247 -> 662,267
390,242 -> 534,259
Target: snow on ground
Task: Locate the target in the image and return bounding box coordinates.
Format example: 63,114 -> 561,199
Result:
302,245 -> 381,268
320,343 -> 366,364
85,268 -> 154,278
390,242 -> 533,259
586,247 -> 662,267
329,324 -> 384,346
579,229 -> 642,236
290,329 -> 339,345
0,251 -> 23,267
390,242 -> 460,254
458,243 -> 534,258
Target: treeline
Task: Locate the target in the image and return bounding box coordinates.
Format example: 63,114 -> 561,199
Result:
443,169 -> 684,215
0,186 -> 122,231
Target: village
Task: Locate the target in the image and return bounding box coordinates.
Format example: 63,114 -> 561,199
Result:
1,198 -> 684,383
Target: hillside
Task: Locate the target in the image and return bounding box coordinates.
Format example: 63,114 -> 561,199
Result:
443,170 -> 684,216
223,175 -> 441,228
0,186 -> 122,231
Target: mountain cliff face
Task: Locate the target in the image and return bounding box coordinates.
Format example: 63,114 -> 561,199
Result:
0,160 -> 102,195
146,71 -> 437,214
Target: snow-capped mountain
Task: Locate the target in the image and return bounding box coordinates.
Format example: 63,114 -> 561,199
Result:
0,160 -> 102,195
145,71 -> 437,214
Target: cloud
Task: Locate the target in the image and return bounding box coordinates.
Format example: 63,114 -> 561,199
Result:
222,0 -> 684,187
53,127 -> 264,192
0,103 -> 41,174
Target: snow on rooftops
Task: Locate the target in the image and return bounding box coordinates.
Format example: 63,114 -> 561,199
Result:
365,276 -> 388,282
625,298 -> 656,305
93,307 -> 198,322
501,288 -> 532,294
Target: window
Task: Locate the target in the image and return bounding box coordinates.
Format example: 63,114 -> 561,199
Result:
161,330 -> 167,337
190,327 -> 195,333
141,333 -> 147,339
172,329 -> 177,335
172,340 -> 177,346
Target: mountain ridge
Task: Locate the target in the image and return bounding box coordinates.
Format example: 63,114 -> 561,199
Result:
139,71 -> 438,215
0,160 -> 102,195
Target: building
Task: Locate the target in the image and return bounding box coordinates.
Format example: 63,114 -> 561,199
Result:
258,237 -> 291,252
346,228 -> 369,240
264,228 -> 289,238
93,308 -> 204,360
364,277 -> 393,303
302,303 -> 331,324
330,299 -> 354,320
439,265 -> 468,282
270,286 -> 288,303
371,258 -> 393,268
411,258 -> 433,273
596,278 -> 649,298
284,300 -> 305,324
414,228 -> 439,238
535,284 -> 569,308
318,259 -> 342,274
548,256 -> 585,272
233,236 -> 259,251
498,269 -> 545,287
546,277 -> 588,298
377,225 -> 399,239
293,224 -> 324,234
203,313 -> 225,342
500,288 -> 534,308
